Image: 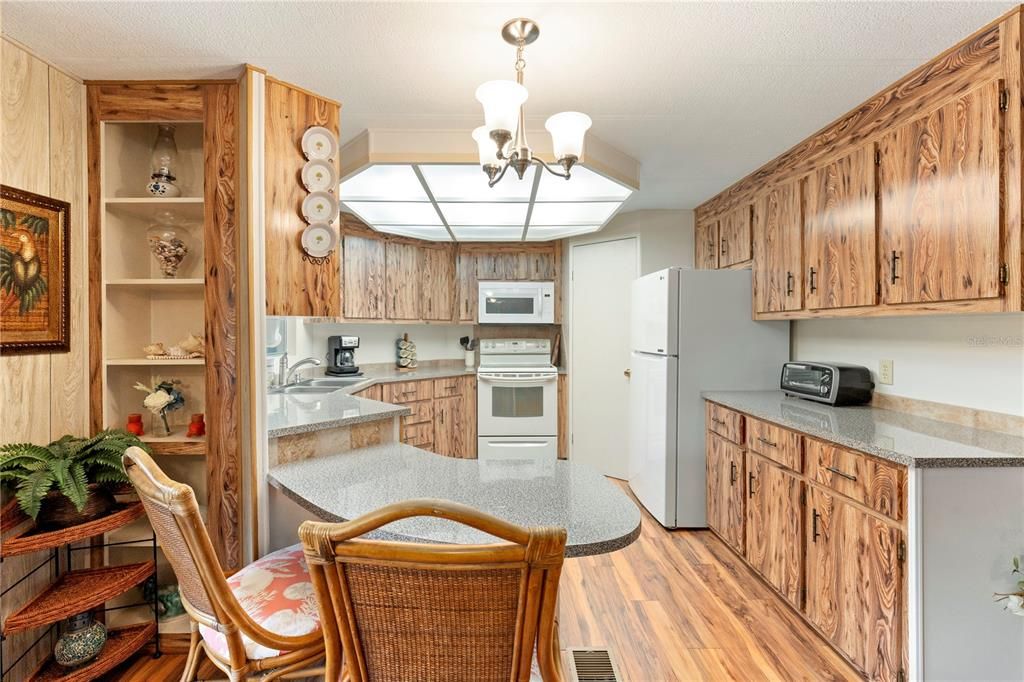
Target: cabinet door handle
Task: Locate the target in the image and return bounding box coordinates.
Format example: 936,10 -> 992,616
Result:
711,417 -> 726,426
890,250 -> 901,284
748,471 -> 756,498
720,238 -> 727,256
757,436 -> 778,448
808,267 -> 817,293
785,271 -> 794,296
730,461 -> 737,485
825,465 -> 858,482
812,509 -> 820,543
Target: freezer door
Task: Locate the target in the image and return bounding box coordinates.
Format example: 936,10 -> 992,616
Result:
627,351 -> 678,527
630,268 -> 679,355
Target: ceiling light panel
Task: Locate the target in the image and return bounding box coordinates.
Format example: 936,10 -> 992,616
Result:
534,165 -> 633,202
344,201 -> 442,226
450,226 -> 524,241
419,164 -> 535,202
525,225 -> 602,241
529,202 -> 620,226
438,202 -> 528,226
340,164 -> 427,201
378,226 -> 452,241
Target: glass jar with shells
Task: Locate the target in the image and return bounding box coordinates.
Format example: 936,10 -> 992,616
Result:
146,210 -> 193,278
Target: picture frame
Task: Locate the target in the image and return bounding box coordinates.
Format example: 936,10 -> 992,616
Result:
0,185 -> 71,354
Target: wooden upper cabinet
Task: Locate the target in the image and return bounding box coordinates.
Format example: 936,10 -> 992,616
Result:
520,250 -> 557,280
342,234 -> 385,319
476,251 -> 520,280
753,180 -> 803,312
456,251 -> 478,322
804,143 -> 877,310
385,241 -> 420,320
419,245 -> 455,321
805,486 -> 903,681
695,217 -> 719,270
746,453 -> 803,609
719,205 -> 752,267
879,80 -> 1003,304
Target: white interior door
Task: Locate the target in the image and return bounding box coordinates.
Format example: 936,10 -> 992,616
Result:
570,237 -> 638,479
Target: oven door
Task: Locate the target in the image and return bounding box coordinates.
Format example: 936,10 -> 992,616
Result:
477,282 -> 553,324
477,371 -> 558,436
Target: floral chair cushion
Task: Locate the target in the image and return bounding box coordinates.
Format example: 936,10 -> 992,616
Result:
199,543 -> 320,661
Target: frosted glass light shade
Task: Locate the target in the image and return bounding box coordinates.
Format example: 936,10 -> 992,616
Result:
472,126 -> 501,166
545,112 -> 592,161
475,80 -> 528,135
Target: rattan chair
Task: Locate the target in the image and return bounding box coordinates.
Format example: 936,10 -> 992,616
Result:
298,499 -> 568,682
123,446 -> 325,681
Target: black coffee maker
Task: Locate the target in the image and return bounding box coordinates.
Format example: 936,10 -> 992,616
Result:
326,335 -> 361,376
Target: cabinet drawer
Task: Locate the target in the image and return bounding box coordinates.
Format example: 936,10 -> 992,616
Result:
401,399 -> 433,426
383,380 -> 433,404
353,384 -> 382,402
400,421 -> 434,447
804,438 -> 904,521
706,402 -> 744,444
433,376 -> 466,397
746,417 -> 801,472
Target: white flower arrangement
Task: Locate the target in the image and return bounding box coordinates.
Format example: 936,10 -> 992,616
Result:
134,378 -> 185,436
994,556 -> 1024,617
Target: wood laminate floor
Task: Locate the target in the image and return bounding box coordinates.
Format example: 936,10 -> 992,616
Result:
111,482 -> 858,681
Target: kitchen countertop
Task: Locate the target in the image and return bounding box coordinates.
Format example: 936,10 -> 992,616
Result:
267,443 -> 641,557
702,391 -> 1024,468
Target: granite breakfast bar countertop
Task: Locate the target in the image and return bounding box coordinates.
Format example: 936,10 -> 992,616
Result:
702,390 -> 1024,468
268,443 -> 642,557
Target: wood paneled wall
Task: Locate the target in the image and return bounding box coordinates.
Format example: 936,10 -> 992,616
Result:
0,37 -> 88,680
264,78 -> 341,317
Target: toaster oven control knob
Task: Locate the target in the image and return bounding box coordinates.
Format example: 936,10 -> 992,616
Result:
820,384 -> 830,395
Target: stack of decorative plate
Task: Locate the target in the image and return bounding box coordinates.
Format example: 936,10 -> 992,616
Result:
396,334 -> 418,370
299,126 -> 340,261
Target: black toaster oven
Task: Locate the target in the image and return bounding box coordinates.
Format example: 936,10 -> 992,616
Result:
780,362 -> 874,406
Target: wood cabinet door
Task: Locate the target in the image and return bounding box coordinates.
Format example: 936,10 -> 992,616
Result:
720,205 -> 752,267
804,144 -> 877,310
456,251 -> 478,322
520,250 -> 556,280
753,180 -> 803,312
419,245 -> 455,321
879,80 -> 1003,304
476,252 -> 520,281
805,486 -> 903,680
342,235 -> 386,319
433,395 -> 465,458
385,241 -> 420,320
706,432 -> 745,553
746,453 -> 803,609
695,217 -> 719,270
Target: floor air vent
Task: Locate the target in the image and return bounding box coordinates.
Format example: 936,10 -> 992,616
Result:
567,647 -> 623,682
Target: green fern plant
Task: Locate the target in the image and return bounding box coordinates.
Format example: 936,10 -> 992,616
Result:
0,430 -> 149,520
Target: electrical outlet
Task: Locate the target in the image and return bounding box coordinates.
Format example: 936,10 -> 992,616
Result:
878,359 -> 894,385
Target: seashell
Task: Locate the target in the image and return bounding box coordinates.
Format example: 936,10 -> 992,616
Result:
177,333 -> 205,356
167,346 -> 186,357
143,343 -> 166,356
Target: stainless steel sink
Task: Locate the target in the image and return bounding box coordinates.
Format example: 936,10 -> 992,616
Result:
309,377 -> 366,388
273,385 -> 341,395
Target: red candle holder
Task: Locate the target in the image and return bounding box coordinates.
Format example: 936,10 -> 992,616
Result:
187,413 -> 206,438
126,413 -> 145,437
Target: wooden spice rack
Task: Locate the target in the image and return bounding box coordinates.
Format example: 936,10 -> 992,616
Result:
0,500 -> 161,680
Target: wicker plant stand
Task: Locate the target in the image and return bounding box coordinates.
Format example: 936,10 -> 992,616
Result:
0,499 -> 160,680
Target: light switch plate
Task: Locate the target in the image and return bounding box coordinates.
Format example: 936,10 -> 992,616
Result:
878,359 -> 894,385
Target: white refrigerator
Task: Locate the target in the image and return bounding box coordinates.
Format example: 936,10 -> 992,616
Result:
628,267 -> 789,528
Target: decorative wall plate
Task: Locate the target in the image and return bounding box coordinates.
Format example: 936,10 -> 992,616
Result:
301,222 -> 338,259
301,159 -> 337,193
302,191 -> 339,223
301,126 -> 338,161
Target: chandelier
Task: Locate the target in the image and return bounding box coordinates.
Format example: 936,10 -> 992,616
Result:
473,18 -> 592,188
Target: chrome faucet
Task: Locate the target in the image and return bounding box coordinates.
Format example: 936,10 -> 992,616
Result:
279,355 -> 322,386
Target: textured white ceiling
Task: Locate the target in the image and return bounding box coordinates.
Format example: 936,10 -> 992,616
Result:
2,1 -> 1015,210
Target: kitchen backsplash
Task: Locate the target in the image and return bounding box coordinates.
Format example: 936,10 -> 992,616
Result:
274,319 -> 475,365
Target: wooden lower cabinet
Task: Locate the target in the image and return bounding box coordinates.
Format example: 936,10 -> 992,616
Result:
433,395 -> 466,458
378,375 -> 476,458
706,432 -> 745,553
745,452 -> 802,609
805,485 -> 904,681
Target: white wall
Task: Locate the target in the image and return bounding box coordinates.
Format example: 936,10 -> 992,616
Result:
286,320 -> 474,366
566,208 -> 695,275
793,314 -> 1024,416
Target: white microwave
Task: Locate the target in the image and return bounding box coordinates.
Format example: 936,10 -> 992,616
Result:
477,281 -> 555,324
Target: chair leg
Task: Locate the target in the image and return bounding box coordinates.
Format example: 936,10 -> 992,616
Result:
180,621 -> 203,682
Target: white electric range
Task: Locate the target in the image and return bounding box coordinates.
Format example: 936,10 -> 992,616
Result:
476,338 -> 559,463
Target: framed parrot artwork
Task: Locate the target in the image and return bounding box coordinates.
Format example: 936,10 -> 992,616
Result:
0,185 -> 70,354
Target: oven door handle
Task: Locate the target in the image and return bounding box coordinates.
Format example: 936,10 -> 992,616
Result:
482,440 -> 551,448
477,373 -> 558,385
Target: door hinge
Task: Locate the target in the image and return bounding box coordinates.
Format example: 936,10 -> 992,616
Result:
897,669 -> 906,682
876,281 -> 882,298
1000,89 -> 1010,112
874,149 -> 881,166
897,540 -> 906,563
800,487 -> 806,505
999,263 -> 1009,285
